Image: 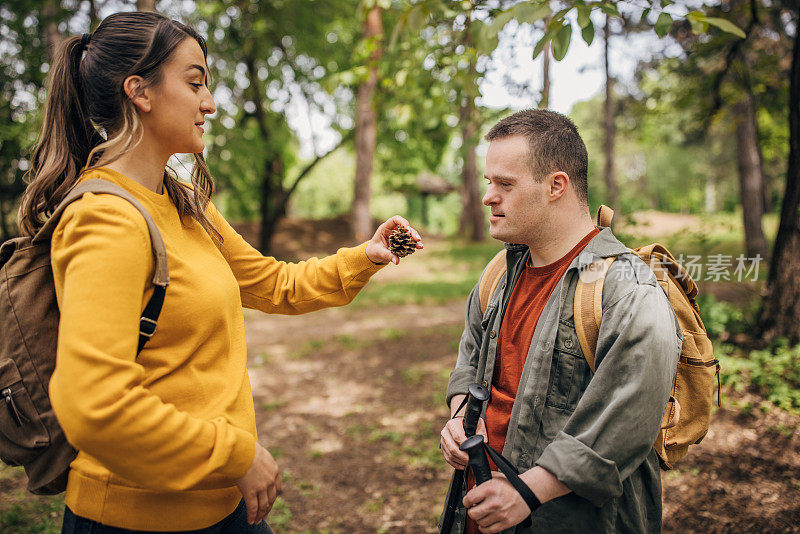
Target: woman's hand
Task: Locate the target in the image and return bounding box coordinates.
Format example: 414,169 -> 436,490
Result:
365,216 -> 423,265
236,443 -> 282,525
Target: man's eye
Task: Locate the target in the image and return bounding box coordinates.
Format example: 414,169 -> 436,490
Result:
190,83 -> 203,88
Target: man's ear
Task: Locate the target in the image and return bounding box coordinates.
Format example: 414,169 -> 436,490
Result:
547,171 -> 570,201
122,75 -> 151,113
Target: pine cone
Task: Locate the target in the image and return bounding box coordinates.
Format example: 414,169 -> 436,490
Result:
388,226 -> 417,258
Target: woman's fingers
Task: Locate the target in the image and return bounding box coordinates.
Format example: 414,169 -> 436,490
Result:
244,490 -> 258,524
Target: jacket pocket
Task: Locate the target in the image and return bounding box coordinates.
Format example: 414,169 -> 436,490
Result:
545,320 -> 592,411
0,359 -> 50,466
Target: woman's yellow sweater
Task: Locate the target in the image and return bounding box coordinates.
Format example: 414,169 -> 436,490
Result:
49,167 -> 384,530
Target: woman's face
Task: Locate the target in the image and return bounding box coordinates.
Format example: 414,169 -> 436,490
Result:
143,38 -> 216,155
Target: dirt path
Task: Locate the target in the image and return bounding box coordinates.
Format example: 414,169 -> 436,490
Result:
244,301 -> 800,533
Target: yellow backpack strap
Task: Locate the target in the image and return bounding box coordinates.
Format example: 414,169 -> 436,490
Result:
595,205 -> 614,228
574,257 -> 616,372
478,249 -> 507,315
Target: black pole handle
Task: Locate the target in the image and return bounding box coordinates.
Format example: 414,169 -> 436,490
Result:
461,435 -> 492,485
462,383 -> 489,437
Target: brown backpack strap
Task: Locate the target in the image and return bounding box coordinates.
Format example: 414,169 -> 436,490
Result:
574,257 -> 616,372
595,205 -> 614,228
478,249 -> 507,315
33,179 -> 169,288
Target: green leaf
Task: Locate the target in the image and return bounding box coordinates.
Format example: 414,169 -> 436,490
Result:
599,3 -> 620,17
512,2 -> 552,25
577,6 -> 591,29
552,7 -> 571,21
654,12 -> 673,38
581,22 -> 595,46
642,7 -> 651,20
551,23 -> 572,61
406,5 -> 428,33
705,17 -> 747,38
686,12 -> 708,35
532,27 -> 555,59
472,20 -> 500,55
660,0 -> 675,7
688,17 -> 706,34
489,9 -> 516,34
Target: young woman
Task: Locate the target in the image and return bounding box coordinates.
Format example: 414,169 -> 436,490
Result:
18,11 -> 421,534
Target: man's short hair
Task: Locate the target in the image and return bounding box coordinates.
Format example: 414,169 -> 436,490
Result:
485,109 -> 589,206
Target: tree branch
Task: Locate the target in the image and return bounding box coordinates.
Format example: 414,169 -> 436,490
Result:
277,130 -> 353,215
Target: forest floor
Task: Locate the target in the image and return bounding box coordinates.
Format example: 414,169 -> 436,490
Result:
1,213 -> 798,533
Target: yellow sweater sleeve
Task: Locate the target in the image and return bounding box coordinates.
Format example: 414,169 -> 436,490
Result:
206,203 -> 385,314
49,195 -> 254,491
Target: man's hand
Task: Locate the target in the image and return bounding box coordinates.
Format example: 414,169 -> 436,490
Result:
463,472 -> 530,533
440,416 -> 488,469
236,443 -> 282,525
365,216 -> 423,265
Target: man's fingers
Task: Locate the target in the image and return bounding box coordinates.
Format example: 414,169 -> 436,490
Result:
441,424 -> 469,466
478,519 -> 506,534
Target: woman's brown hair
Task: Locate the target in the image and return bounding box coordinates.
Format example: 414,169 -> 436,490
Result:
18,11 -> 220,241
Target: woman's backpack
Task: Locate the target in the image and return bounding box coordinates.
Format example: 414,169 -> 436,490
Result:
0,179 -> 169,494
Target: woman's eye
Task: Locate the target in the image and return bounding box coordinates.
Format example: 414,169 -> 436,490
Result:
190,83 -> 203,89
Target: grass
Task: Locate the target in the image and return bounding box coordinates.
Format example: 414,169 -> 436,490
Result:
266,498 -> 292,529
289,339 -> 324,359
0,467 -> 63,534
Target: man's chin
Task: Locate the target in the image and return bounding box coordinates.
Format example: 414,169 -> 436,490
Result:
488,226 -> 511,243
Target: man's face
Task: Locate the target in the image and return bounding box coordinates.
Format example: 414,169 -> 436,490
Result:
482,135 -> 549,245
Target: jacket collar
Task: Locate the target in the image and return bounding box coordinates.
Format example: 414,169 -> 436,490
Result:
503,227 -> 629,271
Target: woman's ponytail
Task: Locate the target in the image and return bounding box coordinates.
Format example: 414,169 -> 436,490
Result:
18,36 -> 101,236
18,12 -> 220,242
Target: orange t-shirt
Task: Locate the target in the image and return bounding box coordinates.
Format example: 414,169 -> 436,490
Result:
466,228 -> 598,534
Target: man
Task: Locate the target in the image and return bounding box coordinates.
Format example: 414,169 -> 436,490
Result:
440,109 -> 681,534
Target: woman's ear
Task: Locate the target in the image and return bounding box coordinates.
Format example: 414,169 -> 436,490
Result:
122,75 -> 151,113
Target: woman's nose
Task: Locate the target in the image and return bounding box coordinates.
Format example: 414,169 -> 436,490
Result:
201,92 -> 216,116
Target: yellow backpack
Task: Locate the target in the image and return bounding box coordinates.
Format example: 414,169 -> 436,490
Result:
478,205 -> 720,469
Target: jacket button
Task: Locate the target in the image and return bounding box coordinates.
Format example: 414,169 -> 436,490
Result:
482,380 -> 488,388
564,339 -> 574,349
489,331 -> 496,339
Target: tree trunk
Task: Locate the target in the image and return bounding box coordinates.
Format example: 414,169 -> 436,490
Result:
0,198 -> 10,242
603,16 -> 618,210
351,6 -> 382,241
259,158 -> 284,254
88,0 -> 99,29
137,0 -> 157,12
459,95 -> 485,241
42,0 -> 62,62
758,11 -> 800,344
734,93 -> 769,260
540,42 -> 550,109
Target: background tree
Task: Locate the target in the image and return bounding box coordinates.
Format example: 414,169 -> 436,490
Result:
197,0 -> 359,253
352,1 -> 385,241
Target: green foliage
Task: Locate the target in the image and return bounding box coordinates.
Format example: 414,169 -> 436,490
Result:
695,294 -> 749,340
720,341 -> 800,412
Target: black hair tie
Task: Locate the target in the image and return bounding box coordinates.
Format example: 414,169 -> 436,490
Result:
81,32 -> 92,48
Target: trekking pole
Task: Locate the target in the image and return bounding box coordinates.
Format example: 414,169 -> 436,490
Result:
460,435 -> 493,485
440,383 -> 490,533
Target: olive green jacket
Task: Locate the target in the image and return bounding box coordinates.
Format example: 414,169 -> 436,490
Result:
444,228 -> 682,534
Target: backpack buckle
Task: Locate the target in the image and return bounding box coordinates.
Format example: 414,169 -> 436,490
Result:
139,317 -> 157,338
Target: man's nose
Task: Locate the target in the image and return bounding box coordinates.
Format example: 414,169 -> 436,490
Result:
483,186 -> 498,206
